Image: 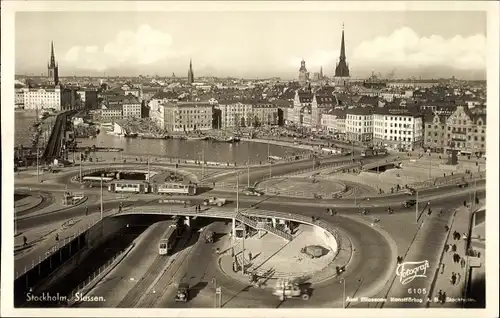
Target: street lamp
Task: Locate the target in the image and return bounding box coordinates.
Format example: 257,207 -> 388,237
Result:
339,278 -> 346,308
415,190 -> 419,223
100,173 -> 104,220
212,278 -> 217,308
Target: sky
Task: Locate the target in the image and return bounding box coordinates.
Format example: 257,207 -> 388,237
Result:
15,11 -> 487,80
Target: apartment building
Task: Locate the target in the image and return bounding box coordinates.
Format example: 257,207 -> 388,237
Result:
218,101 -> 253,129
159,101 -> 213,132
423,113 -> 447,152
444,105 -> 486,156
23,87 -> 61,110
372,108 -> 423,151
345,107 -> 374,143
251,102 -> 279,126
122,95 -> 142,118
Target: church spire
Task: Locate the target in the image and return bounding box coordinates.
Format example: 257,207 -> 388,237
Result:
339,23 -> 346,62
50,41 -> 56,67
188,58 -> 194,84
334,23 -> 350,79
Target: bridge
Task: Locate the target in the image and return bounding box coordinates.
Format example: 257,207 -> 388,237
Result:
41,111 -> 76,163
15,206 -> 345,282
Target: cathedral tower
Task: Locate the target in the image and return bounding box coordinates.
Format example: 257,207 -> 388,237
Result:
47,41 -> 59,85
333,24 -> 350,87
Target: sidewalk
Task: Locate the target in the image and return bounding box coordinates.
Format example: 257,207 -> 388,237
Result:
14,212 -> 106,278
218,224 -> 353,286
428,206 -> 473,308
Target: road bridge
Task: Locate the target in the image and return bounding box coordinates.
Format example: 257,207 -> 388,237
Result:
41,111 -> 77,163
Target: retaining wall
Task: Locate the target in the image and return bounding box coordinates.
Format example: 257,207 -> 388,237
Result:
312,224 -> 339,255
14,216 -> 129,307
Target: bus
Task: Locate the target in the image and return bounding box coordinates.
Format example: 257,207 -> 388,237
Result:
158,224 -> 178,255
108,180 -> 150,194
155,183 -> 197,196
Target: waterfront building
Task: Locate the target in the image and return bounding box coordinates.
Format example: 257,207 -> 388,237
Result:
61,87 -> 84,111
251,101 -> 279,126
345,108 -> 373,143
298,59 -> 310,87
99,106 -> 123,121
23,87 -> 61,110
333,24 -> 350,87
287,90 -> 313,126
47,41 -> 59,86
122,95 -> 142,118
15,88 -> 25,106
149,91 -> 179,127
372,108 -> 423,151
159,101 -> 213,132
444,105 -> 486,156
218,101 -> 253,129
320,109 -> 346,135
310,93 -> 338,130
423,112 -> 447,152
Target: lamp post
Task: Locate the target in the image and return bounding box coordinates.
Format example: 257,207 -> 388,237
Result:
267,140 -> 272,178
247,158 -> 250,188
100,173 -> 104,220
415,190 -> 419,223
212,278 -> 217,308
339,278 -> 346,308
79,152 -> 83,183
36,147 -> 40,183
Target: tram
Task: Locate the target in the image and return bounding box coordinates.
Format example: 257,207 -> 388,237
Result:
108,180 -> 150,194
155,182 -> 197,196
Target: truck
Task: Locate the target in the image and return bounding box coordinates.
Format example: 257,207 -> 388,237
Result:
272,279 -> 309,301
205,231 -> 214,243
158,224 -> 178,255
203,196 -> 226,207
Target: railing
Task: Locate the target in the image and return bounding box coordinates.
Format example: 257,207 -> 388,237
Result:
67,243 -> 135,304
15,218 -> 102,279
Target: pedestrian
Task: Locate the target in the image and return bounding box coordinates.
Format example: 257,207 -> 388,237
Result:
248,251 -> 253,260
451,272 -> 457,285
441,263 -> 445,274
23,236 -> 28,246
456,272 -> 461,284
85,206 -> 89,216
437,290 -> 443,303
442,291 -> 447,304
55,233 -> 59,241
445,225 -> 450,232
439,209 -> 443,216
444,244 -> 449,253
460,258 -> 466,268
452,244 -> 457,253
427,208 -> 432,216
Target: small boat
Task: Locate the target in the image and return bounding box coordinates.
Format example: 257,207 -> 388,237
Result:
187,136 -> 208,141
125,132 -> 138,138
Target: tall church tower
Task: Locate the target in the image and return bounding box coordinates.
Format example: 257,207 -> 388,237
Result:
298,59 -> 309,87
187,59 -> 194,84
47,41 -> 59,86
333,24 -> 350,87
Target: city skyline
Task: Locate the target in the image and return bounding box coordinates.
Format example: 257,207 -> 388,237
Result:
15,11 -> 487,80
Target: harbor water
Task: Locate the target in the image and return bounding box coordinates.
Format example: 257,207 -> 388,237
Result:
76,129 -> 303,164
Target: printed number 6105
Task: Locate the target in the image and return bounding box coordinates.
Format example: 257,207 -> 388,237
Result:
407,288 -> 427,294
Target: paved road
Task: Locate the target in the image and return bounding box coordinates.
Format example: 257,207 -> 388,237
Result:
150,214 -> 393,308
77,220 -> 174,307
